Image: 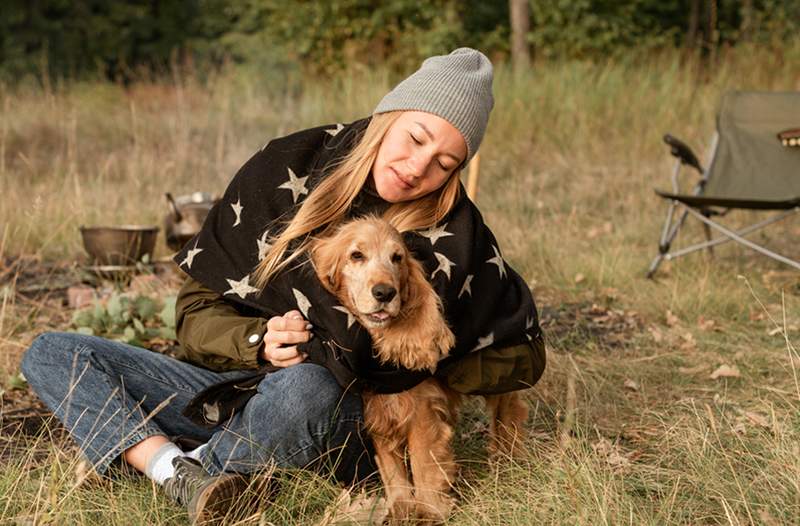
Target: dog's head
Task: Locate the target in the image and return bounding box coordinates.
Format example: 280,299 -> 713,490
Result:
311,216 -> 426,330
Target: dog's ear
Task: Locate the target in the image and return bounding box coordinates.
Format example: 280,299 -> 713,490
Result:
403,253 -> 431,312
310,235 -> 343,292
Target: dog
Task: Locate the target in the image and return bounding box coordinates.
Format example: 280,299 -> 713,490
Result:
310,216 -> 528,522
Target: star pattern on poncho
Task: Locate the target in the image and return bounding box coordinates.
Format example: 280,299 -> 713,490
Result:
292,288 -> 312,318
231,198 -> 243,227
418,223 -> 454,245
486,245 -> 507,279
325,123 -> 344,136
224,274 -> 259,299
257,230 -> 272,261
526,315 -> 535,341
180,242 -> 203,269
431,252 -> 456,280
458,274 -> 473,299
278,167 -> 309,204
472,332 -> 494,351
333,305 -> 356,329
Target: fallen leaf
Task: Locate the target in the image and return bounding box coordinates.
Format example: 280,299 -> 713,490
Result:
665,310 -> 679,327
697,316 -> 716,331
623,379 -> 639,391
317,488 -> 389,526
709,364 -> 741,380
743,411 -> 769,428
648,326 -> 664,343
574,273 -> 586,284
679,332 -> 697,351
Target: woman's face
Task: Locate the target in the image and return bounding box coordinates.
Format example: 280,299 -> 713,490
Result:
371,111 -> 467,203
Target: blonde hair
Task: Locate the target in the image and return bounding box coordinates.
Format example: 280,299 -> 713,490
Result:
254,111 -> 463,288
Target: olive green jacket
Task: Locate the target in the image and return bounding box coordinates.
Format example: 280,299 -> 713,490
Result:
174,276 -> 546,395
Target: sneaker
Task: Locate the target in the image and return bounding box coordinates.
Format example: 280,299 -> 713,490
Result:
163,456 -> 248,524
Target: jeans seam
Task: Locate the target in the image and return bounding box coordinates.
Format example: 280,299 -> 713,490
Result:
85,348 -> 199,394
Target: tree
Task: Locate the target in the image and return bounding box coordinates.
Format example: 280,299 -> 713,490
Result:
509,0 -> 530,70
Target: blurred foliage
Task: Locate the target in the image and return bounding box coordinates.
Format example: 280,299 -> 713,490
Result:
71,292 -> 177,347
1,0 -> 798,82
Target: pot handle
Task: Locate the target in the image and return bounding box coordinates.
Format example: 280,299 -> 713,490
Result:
165,192 -> 183,222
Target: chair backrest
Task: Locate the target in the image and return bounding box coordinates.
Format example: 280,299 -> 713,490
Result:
705,91 -> 800,201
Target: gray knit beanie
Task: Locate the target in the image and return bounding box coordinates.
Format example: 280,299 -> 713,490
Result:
373,47 -> 494,164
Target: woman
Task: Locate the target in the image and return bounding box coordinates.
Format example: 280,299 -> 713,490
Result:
22,48 -> 545,524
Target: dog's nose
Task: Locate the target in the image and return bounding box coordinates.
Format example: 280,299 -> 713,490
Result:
372,284 -> 397,303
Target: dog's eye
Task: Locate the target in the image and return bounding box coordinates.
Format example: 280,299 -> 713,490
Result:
391,253 -> 403,264
350,251 -> 364,261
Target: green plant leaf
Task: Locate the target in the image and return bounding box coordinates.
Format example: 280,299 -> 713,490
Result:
134,296 -> 157,320
159,295 -> 177,329
7,372 -> 27,391
75,326 -> 95,336
107,293 -> 122,319
132,317 -> 146,334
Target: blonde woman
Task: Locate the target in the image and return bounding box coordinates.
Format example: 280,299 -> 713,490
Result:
22,48 -> 545,523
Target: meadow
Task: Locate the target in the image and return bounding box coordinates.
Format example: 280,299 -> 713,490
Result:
1,43 -> 799,524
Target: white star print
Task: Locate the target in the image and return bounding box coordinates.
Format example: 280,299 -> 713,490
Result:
486,245 -> 507,279
231,198 -> 243,227
278,167 -> 309,204
417,223 -> 454,245
472,332 -> 494,351
257,230 -> 272,261
224,275 -> 260,299
333,305 -> 356,329
180,242 -> 203,269
526,316 -> 535,341
325,123 -> 344,136
292,288 -> 312,318
458,274 -> 473,298
431,252 -> 456,280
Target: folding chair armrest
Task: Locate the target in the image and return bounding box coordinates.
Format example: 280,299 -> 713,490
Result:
663,134 -> 704,174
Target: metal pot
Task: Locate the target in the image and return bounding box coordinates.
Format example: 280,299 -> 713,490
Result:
80,226 -> 159,266
164,192 -> 216,251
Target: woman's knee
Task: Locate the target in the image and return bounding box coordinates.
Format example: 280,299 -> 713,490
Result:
257,363 -> 356,421
21,332 -> 85,379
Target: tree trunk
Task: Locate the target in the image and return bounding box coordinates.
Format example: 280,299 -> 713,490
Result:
685,0 -> 700,49
740,0 -> 753,42
509,0 -> 530,71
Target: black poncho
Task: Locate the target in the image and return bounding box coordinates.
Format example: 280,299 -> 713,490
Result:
175,118 -> 541,420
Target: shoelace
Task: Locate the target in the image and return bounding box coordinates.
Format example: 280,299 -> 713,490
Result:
167,459 -> 207,505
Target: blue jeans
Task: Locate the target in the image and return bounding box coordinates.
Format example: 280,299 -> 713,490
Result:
21,332 -> 375,482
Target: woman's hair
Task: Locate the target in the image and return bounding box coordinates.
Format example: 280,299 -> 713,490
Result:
254,111 -> 463,288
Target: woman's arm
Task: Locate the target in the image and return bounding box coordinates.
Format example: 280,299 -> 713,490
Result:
174,276 -> 271,371
435,335 -> 546,395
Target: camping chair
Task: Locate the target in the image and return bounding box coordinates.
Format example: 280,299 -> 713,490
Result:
647,91 -> 800,278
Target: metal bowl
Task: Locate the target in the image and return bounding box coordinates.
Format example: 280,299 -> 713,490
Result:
80,226 -> 159,266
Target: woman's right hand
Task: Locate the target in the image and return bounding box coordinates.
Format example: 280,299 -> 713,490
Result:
261,310 -> 313,367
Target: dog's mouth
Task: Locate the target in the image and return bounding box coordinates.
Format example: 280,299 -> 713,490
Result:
364,309 -> 394,326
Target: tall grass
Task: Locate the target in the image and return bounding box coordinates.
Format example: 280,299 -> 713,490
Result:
2,44 -> 800,524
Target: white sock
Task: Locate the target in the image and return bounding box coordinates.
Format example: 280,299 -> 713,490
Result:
144,442 -> 185,485
186,443 -> 209,462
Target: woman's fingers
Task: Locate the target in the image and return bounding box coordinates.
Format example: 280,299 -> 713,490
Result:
264,329 -> 312,345
267,315 -> 312,333
263,344 -> 307,367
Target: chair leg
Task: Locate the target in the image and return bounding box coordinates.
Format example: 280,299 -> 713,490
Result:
646,254 -> 665,279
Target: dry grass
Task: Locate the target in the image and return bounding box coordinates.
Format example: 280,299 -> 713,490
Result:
1,43 -> 800,524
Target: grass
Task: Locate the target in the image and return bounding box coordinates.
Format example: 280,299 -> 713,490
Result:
1,42 -> 800,524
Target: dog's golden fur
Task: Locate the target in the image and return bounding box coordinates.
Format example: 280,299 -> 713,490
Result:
311,216 -> 528,522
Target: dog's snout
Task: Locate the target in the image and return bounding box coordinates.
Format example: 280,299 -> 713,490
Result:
372,284 -> 397,303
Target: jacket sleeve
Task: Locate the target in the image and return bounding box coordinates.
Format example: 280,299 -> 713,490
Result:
435,334 -> 546,395
174,276 -> 270,371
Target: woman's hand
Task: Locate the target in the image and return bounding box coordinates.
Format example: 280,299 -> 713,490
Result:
261,310 -> 313,367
